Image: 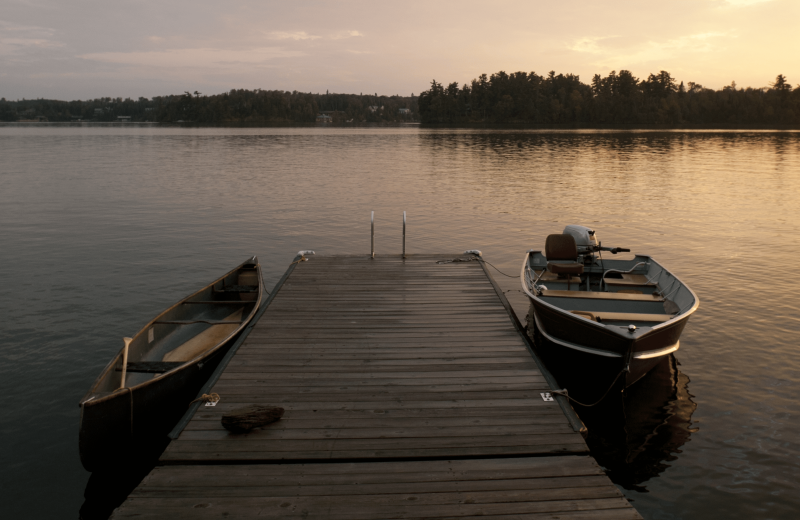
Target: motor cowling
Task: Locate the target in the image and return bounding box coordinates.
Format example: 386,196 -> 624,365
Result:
563,225 -> 598,255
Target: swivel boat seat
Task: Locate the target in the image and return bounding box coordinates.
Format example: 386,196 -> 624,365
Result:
545,234 -> 584,290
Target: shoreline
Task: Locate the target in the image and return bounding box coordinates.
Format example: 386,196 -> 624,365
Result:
2,121 -> 799,131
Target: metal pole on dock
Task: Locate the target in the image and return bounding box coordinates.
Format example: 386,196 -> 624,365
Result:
403,211 -> 406,258
371,211 -> 375,259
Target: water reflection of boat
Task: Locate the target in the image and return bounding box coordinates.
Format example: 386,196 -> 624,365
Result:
530,340 -> 698,490
521,225 -> 699,387
79,436 -> 169,520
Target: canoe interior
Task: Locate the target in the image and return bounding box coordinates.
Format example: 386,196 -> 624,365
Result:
527,253 -> 697,332
82,260 -> 260,401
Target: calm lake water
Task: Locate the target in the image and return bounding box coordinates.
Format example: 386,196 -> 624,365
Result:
1,125 -> 799,519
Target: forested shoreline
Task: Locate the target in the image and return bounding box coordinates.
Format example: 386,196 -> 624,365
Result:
0,90 -> 418,123
419,71 -> 800,125
3,70 -> 799,126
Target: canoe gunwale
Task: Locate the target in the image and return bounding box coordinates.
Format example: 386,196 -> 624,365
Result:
167,251 -> 307,440
78,256 -> 263,408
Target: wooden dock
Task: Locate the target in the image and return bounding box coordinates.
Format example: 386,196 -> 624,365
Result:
112,254 -> 641,519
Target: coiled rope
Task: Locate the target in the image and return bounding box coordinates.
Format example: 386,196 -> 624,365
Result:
190,393 -> 220,405
290,255 -> 308,266
435,256 -> 479,264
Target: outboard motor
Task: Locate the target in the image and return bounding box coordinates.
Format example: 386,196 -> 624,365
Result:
563,225 -> 598,255
562,225 -> 631,256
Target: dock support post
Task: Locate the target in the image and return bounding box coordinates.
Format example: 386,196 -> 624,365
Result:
371,211 -> 375,259
403,211 -> 406,258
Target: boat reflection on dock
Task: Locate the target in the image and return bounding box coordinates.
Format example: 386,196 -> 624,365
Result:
528,320 -> 697,491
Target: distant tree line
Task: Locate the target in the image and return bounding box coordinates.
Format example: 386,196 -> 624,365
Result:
0,96 -> 159,122
418,70 -> 800,125
0,90 -> 418,123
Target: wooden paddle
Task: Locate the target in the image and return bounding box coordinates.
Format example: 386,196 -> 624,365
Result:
119,337 -> 133,389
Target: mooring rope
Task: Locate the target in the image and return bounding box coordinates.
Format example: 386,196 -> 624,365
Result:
435,256 -> 479,264
551,368 -> 627,408
436,255 -> 517,278
482,259 -> 517,278
189,393 -> 220,405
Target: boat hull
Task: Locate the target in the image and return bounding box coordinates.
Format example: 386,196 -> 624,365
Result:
528,297 -> 690,388
78,339 -> 233,471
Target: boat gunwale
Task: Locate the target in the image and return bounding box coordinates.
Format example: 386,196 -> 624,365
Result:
530,311 -> 681,359
78,256 -> 263,407
520,251 -> 699,343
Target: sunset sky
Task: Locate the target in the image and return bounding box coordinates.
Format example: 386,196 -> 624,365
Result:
1,0 -> 798,100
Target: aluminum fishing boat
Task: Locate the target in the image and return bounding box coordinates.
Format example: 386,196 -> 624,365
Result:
79,257 -> 263,471
521,226 -> 698,388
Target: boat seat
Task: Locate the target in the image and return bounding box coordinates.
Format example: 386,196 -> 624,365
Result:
571,311 -> 674,323
545,234 -> 584,288
603,273 -> 656,286
541,290 -> 664,302
533,270 -> 581,284
237,271 -> 259,302
115,361 -> 183,373
213,285 -> 258,293
549,263 -> 584,275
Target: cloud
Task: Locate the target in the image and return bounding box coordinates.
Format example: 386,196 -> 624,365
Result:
0,20 -> 63,56
0,20 -> 55,37
263,29 -> 362,42
266,31 -> 321,41
79,47 -> 305,68
331,30 -> 363,40
569,32 -> 731,66
723,0 -> 775,6
568,36 -> 617,55
664,32 -> 729,52
1,37 -> 63,49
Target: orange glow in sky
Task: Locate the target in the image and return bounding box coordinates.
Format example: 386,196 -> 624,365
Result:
1,0 -> 798,99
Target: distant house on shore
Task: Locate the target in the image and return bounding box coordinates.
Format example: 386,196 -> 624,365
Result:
398,108 -> 410,115
18,115 -> 48,122
368,106 -> 384,113
316,114 -> 332,123
319,110 -> 346,122
117,116 -> 132,122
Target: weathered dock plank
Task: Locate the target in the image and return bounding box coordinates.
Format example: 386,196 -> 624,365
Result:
112,254 -> 640,519
114,457 -> 639,519
160,255 -> 583,463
